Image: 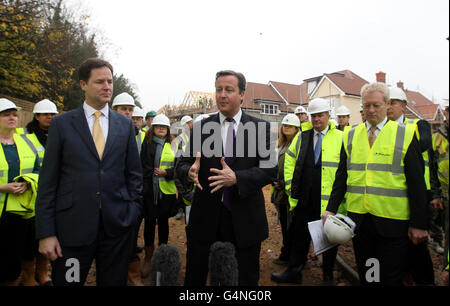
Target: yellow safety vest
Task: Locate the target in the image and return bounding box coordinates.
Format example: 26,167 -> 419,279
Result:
285,122 -> 347,215
141,126 -> 149,133
15,127 -> 45,166
404,118 -> 430,190
136,130 -> 146,155
159,142 -> 177,195
0,134 -> 39,218
343,121 -> 415,220
432,131 -> 449,188
7,173 -> 39,219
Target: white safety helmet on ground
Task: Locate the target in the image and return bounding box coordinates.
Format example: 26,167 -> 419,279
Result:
294,106 -> 307,114
281,114 -> 300,127
180,115 -> 193,126
151,114 -> 171,127
308,98 -> 330,115
112,92 -> 135,108
132,106 -> 145,118
335,105 -> 350,116
389,87 -> 408,103
194,114 -> 210,123
33,99 -> 58,114
0,98 -> 22,112
324,214 -> 356,244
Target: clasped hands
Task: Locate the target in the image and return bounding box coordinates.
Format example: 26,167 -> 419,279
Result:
188,152 -> 237,193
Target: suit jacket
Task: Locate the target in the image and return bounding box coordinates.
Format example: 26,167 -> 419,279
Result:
36,106 -> 142,247
177,111 -> 277,248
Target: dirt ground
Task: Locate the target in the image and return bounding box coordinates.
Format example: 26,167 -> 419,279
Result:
78,185 -> 445,286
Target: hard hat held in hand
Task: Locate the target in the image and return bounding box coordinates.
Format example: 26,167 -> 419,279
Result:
335,105 -> 350,116
389,87 -> 408,103
281,113 -> 300,127
33,99 -> 58,114
112,92 -> 135,108
308,98 -> 330,115
324,214 -> 356,244
151,114 -> 171,127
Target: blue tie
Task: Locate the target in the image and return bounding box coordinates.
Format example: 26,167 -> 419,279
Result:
314,132 -> 322,164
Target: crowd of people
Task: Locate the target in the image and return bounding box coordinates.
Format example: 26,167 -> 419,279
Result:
0,57 -> 448,286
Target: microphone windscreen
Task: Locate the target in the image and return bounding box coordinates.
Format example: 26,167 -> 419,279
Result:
150,244 -> 181,286
208,241 -> 239,286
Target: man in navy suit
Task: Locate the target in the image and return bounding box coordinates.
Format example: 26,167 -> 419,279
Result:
177,70 -> 277,286
36,58 -> 142,286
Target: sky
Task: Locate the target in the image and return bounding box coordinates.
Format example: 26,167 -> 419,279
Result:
66,0 -> 449,113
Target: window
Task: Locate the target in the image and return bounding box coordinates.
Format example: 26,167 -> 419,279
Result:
260,104 -> 279,115
307,81 -> 317,94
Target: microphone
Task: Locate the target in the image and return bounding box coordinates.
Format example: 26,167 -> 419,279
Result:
208,241 -> 239,286
150,244 -> 181,286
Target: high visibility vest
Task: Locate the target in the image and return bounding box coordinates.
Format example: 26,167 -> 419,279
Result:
180,132 -> 190,152
136,130 -> 146,155
343,121 -> 415,220
432,131 -> 449,188
404,118 -> 431,190
15,127 -> 45,166
158,142 -> 177,195
285,122 -> 347,215
343,125 -> 352,133
0,134 -> 39,218
141,126 -> 149,133
7,173 -> 39,219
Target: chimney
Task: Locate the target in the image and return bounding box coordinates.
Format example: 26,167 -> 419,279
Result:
397,81 -> 404,90
376,71 -> 386,83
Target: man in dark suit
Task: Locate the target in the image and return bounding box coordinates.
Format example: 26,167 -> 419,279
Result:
36,58 -> 142,286
177,70 -> 277,286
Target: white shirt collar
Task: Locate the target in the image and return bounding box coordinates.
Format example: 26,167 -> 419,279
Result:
219,108 -> 242,125
395,114 -> 405,124
366,116 -> 388,132
83,101 -> 109,118
314,125 -> 329,136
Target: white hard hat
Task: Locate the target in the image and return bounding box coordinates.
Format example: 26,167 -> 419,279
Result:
294,105 -> 307,114
33,99 -> 58,114
151,114 -> 170,127
0,98 -> 22,113
112,92 -> 135,108
281,114 -> 300,127
132,106 -> 144,118
389,87 -> 408,103
180,115 -> 193,126
194,114 -> 210,123
308,98 -> 330,115
324,214 -> 356,244
335,105 -> 350,116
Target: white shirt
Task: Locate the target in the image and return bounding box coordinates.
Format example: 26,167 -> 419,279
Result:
83,102 -> 109,141
313,125 -> 329,150
395,114 -> 405,124
219,109 -> 242,153
366,116 -> 388,137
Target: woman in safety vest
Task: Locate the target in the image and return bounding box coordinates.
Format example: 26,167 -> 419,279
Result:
140,114 -> 178,277
271,114 -> 300,266
0,98 -> 40,286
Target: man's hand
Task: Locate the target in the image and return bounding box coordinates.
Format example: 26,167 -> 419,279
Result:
408,227 -> 429,245
39,236 -> 63,261
154,168 -> 167,178
208,158 -> 237,194
188,152 -> 202,190
430,198 -> 444,210
321,210 -> 335,224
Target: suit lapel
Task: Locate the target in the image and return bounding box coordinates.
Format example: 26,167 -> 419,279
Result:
102,109 -> 119,160
71,106 -> 100,160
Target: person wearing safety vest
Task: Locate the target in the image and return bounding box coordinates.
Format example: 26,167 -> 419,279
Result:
141,111 -> 157,133
336,105 -> 352,132
323,82 -> 429,286
294,105 -> 310,131
132,106 -> 146,155
270,114 -> 300,267
272,98 -> 344,285
387,86 -> 438,285
111,92 -> 145,286
432,99 -> 449,275
140,114 -> 178,278
16,99 -> 58,286
0,99 -> 40,286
